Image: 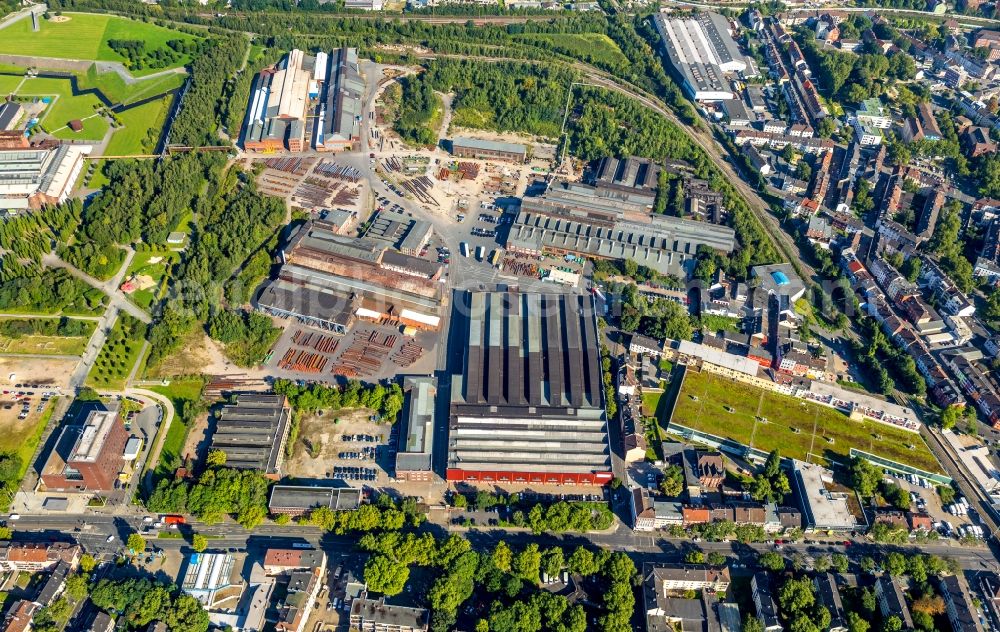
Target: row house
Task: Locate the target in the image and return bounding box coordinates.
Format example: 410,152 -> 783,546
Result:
945,353 -> 1000,427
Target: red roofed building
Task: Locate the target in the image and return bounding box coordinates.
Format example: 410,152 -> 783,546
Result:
0,542 -> 80,572
1,600 -> 36,632
682,506 -> 711,526
262,548 -> 327,576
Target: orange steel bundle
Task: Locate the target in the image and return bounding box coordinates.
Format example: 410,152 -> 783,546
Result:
391,341 -> 423,367
278,349 -> 328,373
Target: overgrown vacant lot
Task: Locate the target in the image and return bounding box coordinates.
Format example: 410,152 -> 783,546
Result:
0,13 -> 199,75
667,368 -> 941,473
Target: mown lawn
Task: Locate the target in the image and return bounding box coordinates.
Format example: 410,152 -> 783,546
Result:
17,76 -> 108,140
77,64 -> 185,105
0,333 -> 91,356
667,369 -> 941,473
0,74 -> 23,95
105,96 -> 170,156
0,398 -> 58,491
0,13 -> 198,75
147,378 -> 205,477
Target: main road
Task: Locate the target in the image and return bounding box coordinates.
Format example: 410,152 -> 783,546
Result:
12,513 -> 1000,573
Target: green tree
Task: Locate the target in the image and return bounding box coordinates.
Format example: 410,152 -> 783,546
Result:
205,449 -> 227,468
849,457 -> 881,497
127,533 -> 146,553
684,549 -> 705,564
364,554 -> 409,596
659,464 -> 684,497
492,541 -> 512,573
513,544 -> 542,583
758,551 -> 785,572
832,553 -> 849,573
847,611 -> 870,632
707,551 -> 727,567
191,533 -> 208,553
885,552 -> 907,576
80,554 -> 97,573
65,574 -> 88,601
744,616 -> 765,632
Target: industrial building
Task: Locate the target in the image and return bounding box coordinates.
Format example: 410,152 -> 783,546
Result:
209,393 -> 291,478
40,410 -> 128,492
182,553 -> 241,608
366,209 -> 434,256
256,220 -> 443,333
587,155 -> 661,207
506,179 -> 736,276
450,137 -> 526,163
0,145 -> 92,211
652,12 -> 750,101
446,290 -> 613,486
395,376 -> 436,482
243,47 -> 363,152
268,485 -> 361,515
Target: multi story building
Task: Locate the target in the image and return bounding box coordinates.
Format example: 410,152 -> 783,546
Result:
752,572 -> 783,632
875,577 -> 914,630
40,410 -> 128,492
445,290 -> 612,486
642,564 -> 732,592
0,542 -> 80,572
350,593 -> 429,632
940,574 -> 985,632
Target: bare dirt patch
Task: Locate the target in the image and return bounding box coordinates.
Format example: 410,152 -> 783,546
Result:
285,408 -> 390,480
0,356 -> 76,388
49,16 -> 71,23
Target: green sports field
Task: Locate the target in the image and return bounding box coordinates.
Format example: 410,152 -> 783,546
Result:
666,368 -> 942,473
0,13 -> 199,76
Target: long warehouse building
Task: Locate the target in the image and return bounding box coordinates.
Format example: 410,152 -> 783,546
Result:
652,12 -> 750,101
243,47 -> 363,153
0,145 -> 92,211
506,179 -> 736,276
256,220 -> 444,332
446,290 -> 613,486
209,393 -> 291,479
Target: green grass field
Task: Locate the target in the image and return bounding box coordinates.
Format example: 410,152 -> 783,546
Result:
105,96 -> 170,156
0,333 -> 91,356
0,398 -> 58,494
147,378 -> 204,478
77,64 -> 185,105
0,13 -> 199,76
667,369 -> 941,473
0,74 -> 23,95
17,76 -> 108,140
514,33 -> 629,66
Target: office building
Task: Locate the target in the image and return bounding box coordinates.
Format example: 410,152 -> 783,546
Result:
0,145 -> 92,211
209,393 -> 291,478
652,12 -> 749,101
350,593 -> 430,632
268,485 -> 361,516
792,461 -> 858,532
450,137 -> 526,163
395,377 -> 436,482
40,410 -> 128,492
446,290 -> 612,486
257,220 -> 443,333
243,47 -> 363,152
